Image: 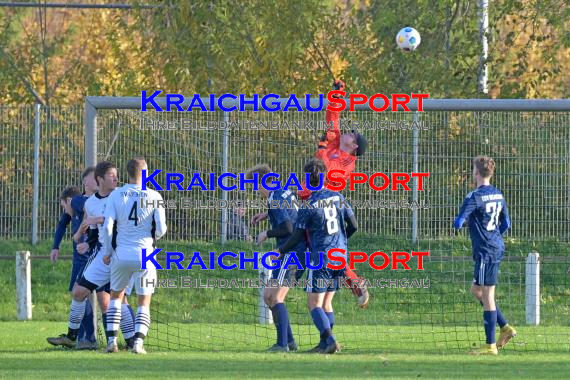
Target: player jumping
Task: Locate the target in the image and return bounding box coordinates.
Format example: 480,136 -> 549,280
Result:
278,158 -> 358,354
298,79 -> 369,308
103,158 -> 167,354
247,164 -> 306,353
454,155 -> 517,355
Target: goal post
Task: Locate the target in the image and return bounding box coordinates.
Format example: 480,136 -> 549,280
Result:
84,96 -> 570,353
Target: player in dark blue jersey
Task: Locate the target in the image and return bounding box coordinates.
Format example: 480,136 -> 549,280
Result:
278,158 -> 358,354
454,156 -> 516,355
247,164 -> 307,353
47,167 -> 98,350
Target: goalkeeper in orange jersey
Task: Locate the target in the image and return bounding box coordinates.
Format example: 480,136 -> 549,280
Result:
298,79 -> 370,308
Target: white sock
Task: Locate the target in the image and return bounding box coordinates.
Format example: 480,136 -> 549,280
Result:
106,298 -> 122,334
120,303 -> 135,340
69,299 -> 86,330
135,306 -> 151,337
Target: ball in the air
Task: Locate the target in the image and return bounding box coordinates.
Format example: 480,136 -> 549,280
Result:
396,27 -> 421,52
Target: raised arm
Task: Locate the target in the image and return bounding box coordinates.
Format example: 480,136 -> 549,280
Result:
318,80 -> 345,151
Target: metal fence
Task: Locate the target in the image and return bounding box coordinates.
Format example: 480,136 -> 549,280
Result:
0,105 -> 84,242
1,99 -> 570,244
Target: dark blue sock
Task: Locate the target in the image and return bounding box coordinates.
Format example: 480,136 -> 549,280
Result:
496,305 -> 507,328
310,307 -> 334,346
483,310 -> 497,344
78,316 -> 86,342
102,313 -> 109,340
480,300 -> 507,329
81,298 -> 96,342
269,306 -> 282,346
321,311 -> 335,348
283,304 -> 294,344
326,311 -> 335,331
274,303 -> 289,347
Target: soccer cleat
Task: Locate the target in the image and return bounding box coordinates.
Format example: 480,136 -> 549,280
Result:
46,334 -> 75,349
106,339 -> 118,353
469,344 -> 498,355
323,340 -> 341,355
307,344 -> 325,354
76,340 -> 98,350
288,341 -> 299,352
267,344 -> 289,353
497,325 -> 517,349
126,337 -> 135,350
132,339 -> 147,355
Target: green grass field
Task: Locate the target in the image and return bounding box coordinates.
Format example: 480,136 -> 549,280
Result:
1,237 -> 569,378
1,322 -> 570,379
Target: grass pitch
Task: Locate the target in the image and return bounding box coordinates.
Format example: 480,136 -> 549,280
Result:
1,238 -> 569,378
1,322 -> 569,379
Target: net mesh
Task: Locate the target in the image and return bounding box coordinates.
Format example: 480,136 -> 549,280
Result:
89,106 -> 570,353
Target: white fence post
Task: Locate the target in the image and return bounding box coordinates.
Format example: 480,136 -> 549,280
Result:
525,252 -> 540,325
258,256 -> 273,325
16,251 -> 32,320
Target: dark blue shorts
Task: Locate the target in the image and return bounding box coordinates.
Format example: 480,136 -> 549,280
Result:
69,254 -> 89,292
306,266 -> 345,293
270,253 -> 306,285
473,258 -> 500,286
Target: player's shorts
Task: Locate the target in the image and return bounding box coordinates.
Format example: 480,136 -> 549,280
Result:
77,245 -> 112,293
473,258 -> 500,286
305,266 -> 345,293
110,255 -> 156,296
270,253 -> 306,286
69,254 -> 89,292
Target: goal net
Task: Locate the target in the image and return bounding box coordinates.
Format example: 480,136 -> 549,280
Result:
88,97 -> 570,353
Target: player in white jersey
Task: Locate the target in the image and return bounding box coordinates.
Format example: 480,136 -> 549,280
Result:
103,158 -> 167,354
47,161 -> 136,350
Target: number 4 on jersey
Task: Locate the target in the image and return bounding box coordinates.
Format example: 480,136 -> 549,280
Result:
128,202 -> 138,226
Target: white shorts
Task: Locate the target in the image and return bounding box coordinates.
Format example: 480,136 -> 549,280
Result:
111,255 -> 156,296
81,247 -> 134,295
82,246 -> 111,288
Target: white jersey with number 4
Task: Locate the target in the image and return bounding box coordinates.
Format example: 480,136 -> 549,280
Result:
103,183 -> 167,260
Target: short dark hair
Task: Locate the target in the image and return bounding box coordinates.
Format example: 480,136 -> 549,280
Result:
304,158 -> 326,188
94,161 -> 116,186
353,131 -> 368,157
81,166 -> 95,180
59,186 -> 81,201
127,157 -> 147,179
473,155 -> 495,178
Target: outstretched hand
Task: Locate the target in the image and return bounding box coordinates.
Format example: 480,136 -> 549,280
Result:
50,249 -> 59,263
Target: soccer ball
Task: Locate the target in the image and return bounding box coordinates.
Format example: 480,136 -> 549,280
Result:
396,27 -> 421,52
